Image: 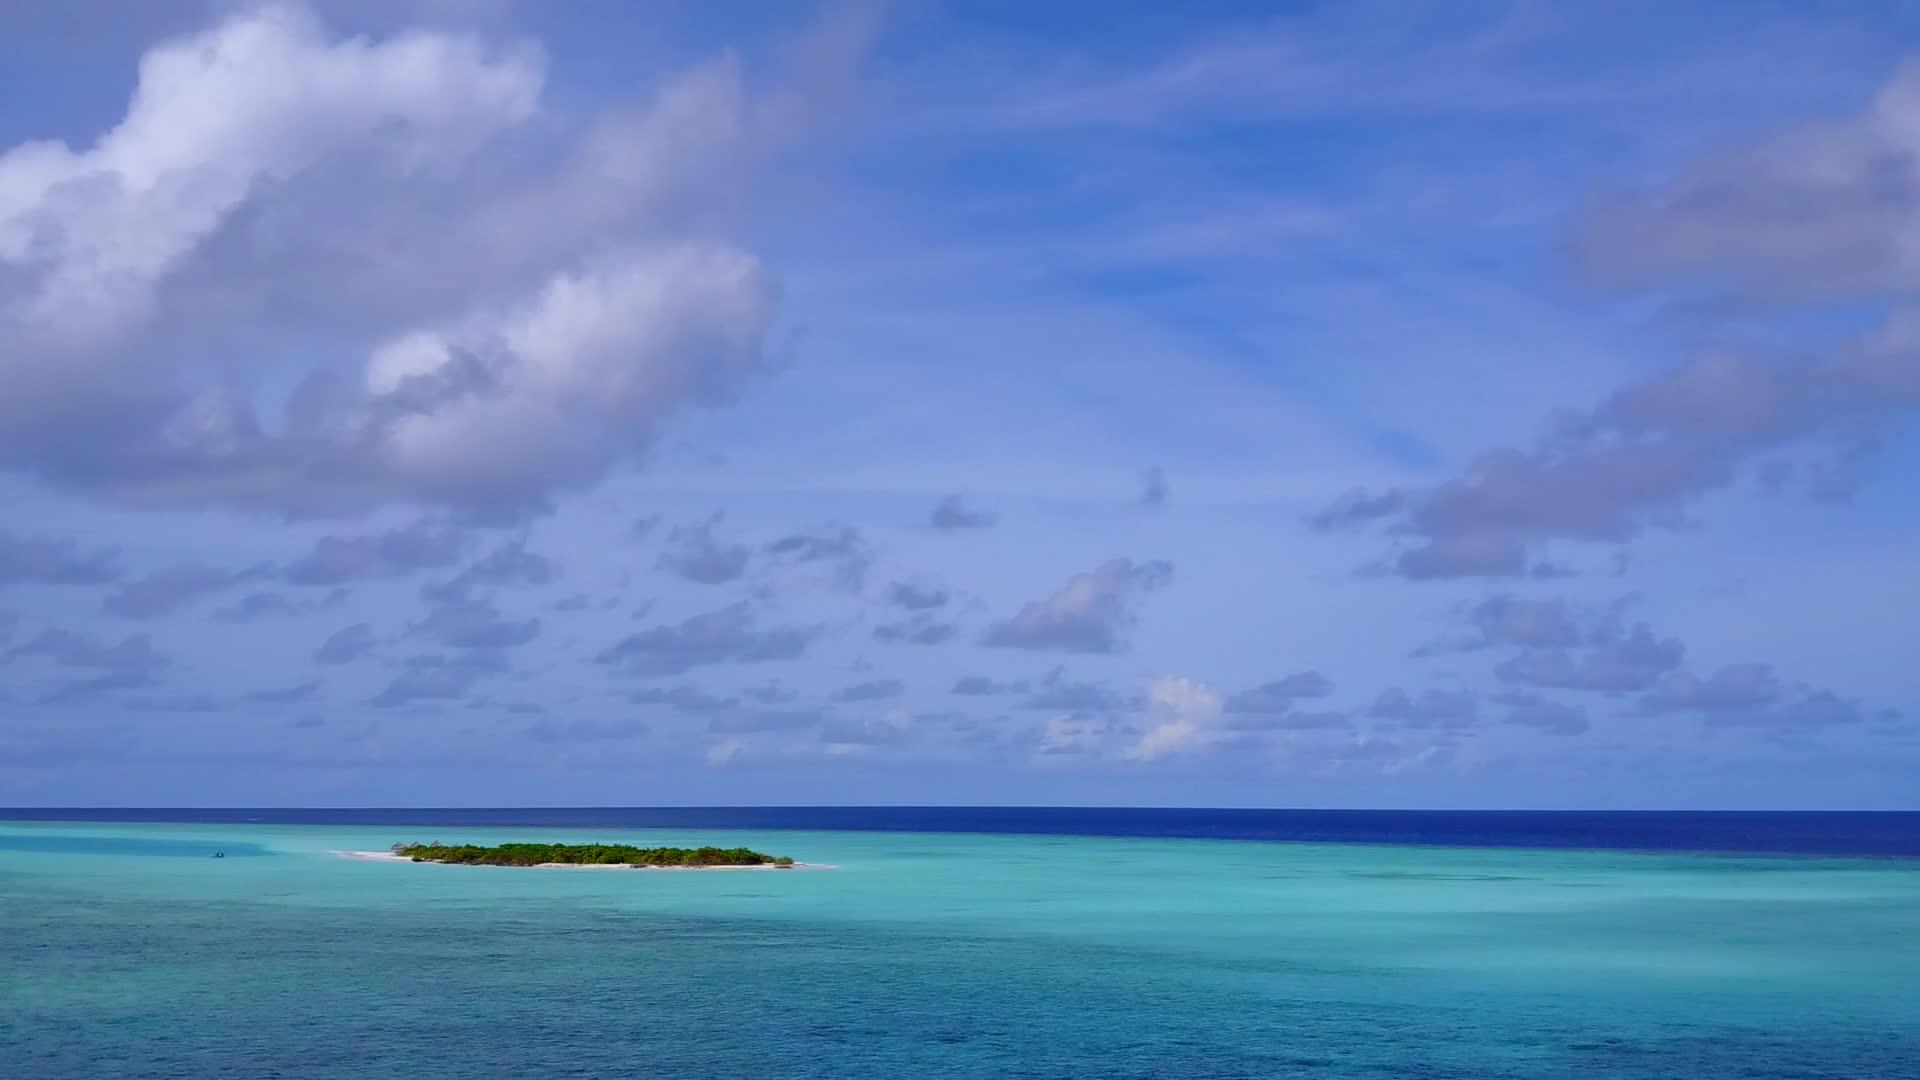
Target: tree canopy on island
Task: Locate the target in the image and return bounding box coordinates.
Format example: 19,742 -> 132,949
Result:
390,842 -> 795,867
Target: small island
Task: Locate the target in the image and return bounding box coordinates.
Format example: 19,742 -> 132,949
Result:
387,842 -> 797,868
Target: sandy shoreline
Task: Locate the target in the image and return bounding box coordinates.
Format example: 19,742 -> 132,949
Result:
333,850 -> 833,870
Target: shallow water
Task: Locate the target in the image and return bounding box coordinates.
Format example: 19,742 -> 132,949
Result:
4,818 -> 1917,1079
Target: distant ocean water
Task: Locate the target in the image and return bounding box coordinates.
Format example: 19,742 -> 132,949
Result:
4,810 -> 1917,1079
10,805 -> 1920,855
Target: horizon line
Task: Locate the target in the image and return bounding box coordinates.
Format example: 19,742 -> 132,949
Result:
4,805 -> 1916,814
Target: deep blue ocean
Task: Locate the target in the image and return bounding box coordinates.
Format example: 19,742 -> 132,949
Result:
10,805 -> 1920,855
4,808 -> 1917,1079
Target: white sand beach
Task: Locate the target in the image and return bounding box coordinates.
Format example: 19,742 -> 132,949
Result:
333,850 -> 833,869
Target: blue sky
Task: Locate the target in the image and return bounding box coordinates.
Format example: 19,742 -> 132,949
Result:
1,0 -> 1916,808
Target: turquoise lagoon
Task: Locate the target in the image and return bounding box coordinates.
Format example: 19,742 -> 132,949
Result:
3,818 -> 1917,1079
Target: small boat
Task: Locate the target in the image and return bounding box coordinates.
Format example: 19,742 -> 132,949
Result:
212,852 -> 225,859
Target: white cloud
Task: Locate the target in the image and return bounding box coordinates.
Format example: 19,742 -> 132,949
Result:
705,737 -> 747,766
0,4 -> 543,348
820,708 -> 913,753
357,246 -> 775,509
0,3 -> 859,518
1036,713 -> 1113,757
1127,675 -> 1221,761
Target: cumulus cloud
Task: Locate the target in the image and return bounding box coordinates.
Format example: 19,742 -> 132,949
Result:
1494,624 -> 1684,693
283,520 -> 468,585
1037,712 -> 1123,757
1449,597 -> 1894,730
885,581 -> 949,610
411,595 -> 541,651
1223,671 -> 1334,714
1458,594 -> 1585,650
1128,676 -> 1222,761
657,513 -> 750,585
1422,592 -> 1688,696
1368,687 -> 1477,729
1576,61 -> 1920,304
0,532 -> 120,587
742,680 -> 797,705
347,246 -> 777,513
1024,671 -> 1134,712
706,738 -> 748,766
1317,349 -> 1920,578
764,524 -> 871,592
627,684 -> 738,714
872,614 -> 958,646
247,681 -> 321,705
929,494 -> 996,531
832,677 -> 905,703
1748,692 -> 1885,729
872,580 -> 954,644
0,4 -> 867,517
1636,664 -> 1884,730
423,536 -> 558,602
1640,663 -> 1782,713
0,7 -> 540,502
982,557 -> 1173,653
0,6 -> 540,340
1315,66 -> 1920,578
214,588 -> 348,622
369,649 -> 507,708
313,622 -> 377,665
597,601 -> 816,677
7,627 -> 162,669
952,674 -> 1027,696
1495,692 -> 1590,736
6,627 -> 169,701
101,564 -> 258,619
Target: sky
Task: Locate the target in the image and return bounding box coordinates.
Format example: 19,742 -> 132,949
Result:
1,0 -> 1916,809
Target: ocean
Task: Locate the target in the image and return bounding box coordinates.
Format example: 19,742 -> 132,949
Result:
3,809 -> 1917,1079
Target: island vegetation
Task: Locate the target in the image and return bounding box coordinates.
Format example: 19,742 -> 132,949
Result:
389,842 -> 796,868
